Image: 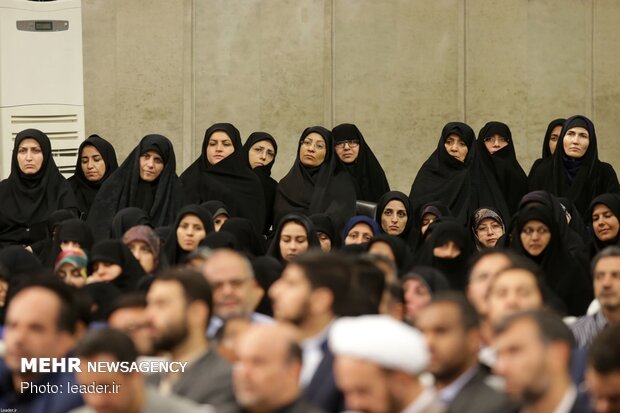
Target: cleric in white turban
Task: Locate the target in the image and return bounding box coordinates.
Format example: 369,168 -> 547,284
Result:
329,315 -> 445,413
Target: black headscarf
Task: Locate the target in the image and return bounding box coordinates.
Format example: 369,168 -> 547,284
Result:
414,219 -> 474,291
528,115 -> 620,216
220,217 -> 266,257
110,207 -> 152,239
180,123 -> 266,232
202,200 -> 230,221
0,129 -> 78,247
401,266 -> 451,294
309,213 -> 339,249
251,256 -> 283,317
408,122 -> 476,226
375,191 -> 415,244
0,246 -> 45,279
243,132 -> 279,234
87,134 -> 184,241
67,134 -> 118,218
88,239 -> 147,292
332,123 -> 390,202
267,213 -> 321,262
511,205 -> 592,316
44,218 -> 95,268
367,234 -> 413,276
274,126 -> 356,233
587,193 -> 620,255
201,231 -> 241,251
31,208 -> 78,263
164,205 -> 214,265
530,118 -> 566,177
474,121 -> 527,217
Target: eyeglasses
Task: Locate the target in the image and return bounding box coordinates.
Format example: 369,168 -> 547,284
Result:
521,227 -> 550,236
301,139 -> 326,150
335,139 -> 360,149
476,223 -> 503,234
483,136 -> 509,144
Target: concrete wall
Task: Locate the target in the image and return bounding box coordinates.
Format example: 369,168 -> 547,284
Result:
82,0 -> 620,193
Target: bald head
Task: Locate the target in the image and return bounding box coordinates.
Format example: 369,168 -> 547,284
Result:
234,324 -> 302,413
203,249 -> 257,320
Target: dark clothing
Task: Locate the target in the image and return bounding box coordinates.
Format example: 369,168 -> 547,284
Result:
87,134 -> 184,241
511,205 -> 592,316
0,359 -> 84,413
88,239 -> 147,292
586,193 -> 620,257
409,122 -> 477,226
274,126 -> 356,233
267,213 -> 321,262
332,123 -> 390,202
528,115 -> 620,217
0,129 -> 78,247
244,131 -> 279,234
445,369 -> 513,413
218,398 -> 326,413
164,204 -> 214,265
529,118 -> 566,177
147,349 -> 234,407
474,121 -> 527,217
67,134 -> 118,219
301,340 -> 344,413
181,123 -> 266,233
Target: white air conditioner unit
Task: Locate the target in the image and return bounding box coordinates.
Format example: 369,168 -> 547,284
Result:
0,0 -> 84,179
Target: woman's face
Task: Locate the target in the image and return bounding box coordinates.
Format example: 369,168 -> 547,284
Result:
91,261 -> 123,281
381,200 -> 408,236
563,126 -> 590,159
483,134 -> 509,154
57,263 -> 86,288
139,150 -> 164,182
317,231 -> 332,252
60,241 -> 82,252
279,222 -> 309,261
344,223 -> 374,245
81,145 -> 106,182
548,125 -> 562,155
213,214 -> 229,232
403,278 -> 432,322
207,131 -> 235,165
368,241 -> 396,264
475,217 -> 504,248
176,214 -> 207,252
299,132 -> 327,167
519,219 -> 551,257
334,138 -> 360,164
420,213 -> 438,235
248,140 -> 276,169
433,241 -> 461,259
17,138 -> 44,175
127,240 -> 157,273
444,134 -> 468,162
592,204 -> 620,242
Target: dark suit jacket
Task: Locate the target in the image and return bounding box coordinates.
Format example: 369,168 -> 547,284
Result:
301,340 -> 344,413
147,349 -> 234,407
446,369 -> 514,413
218,398 -> 326,413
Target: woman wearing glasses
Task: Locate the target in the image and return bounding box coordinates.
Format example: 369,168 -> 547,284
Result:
475,121 -> 528,216
512,204 -> 592,316
273,126 -> 356,233
331,123 -> 390,202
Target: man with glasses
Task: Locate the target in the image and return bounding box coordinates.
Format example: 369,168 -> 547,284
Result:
203,248 -> 272,338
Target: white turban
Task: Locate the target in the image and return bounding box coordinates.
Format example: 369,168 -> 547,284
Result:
329,315 -> 429,375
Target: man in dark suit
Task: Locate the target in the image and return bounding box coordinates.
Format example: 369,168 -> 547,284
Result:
494,309 -> 593,413
586,324 -> 620,413
269,252 -> 353,413
146,269 -> 234,407
221,323 -> 324,413
416,293 -> 511,413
